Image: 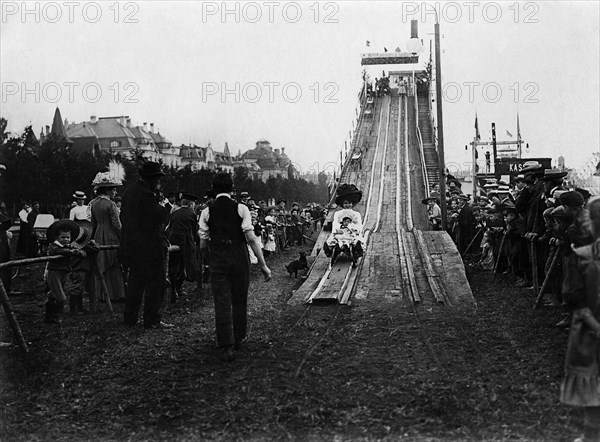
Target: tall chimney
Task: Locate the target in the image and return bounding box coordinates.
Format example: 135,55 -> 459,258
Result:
90,115 -> 97,124
126,118 -> 132,128
143,122 -> 148,131
281,147 -> 285,155
150,123 -> 154,133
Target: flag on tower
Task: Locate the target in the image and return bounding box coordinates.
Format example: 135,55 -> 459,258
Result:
366,40 -> 371,47
506,130 -> 513,137
475,113 -> 481,141
517,113 -> 521,141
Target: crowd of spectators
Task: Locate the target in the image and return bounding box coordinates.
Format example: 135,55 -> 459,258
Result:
423,162 -> 594,329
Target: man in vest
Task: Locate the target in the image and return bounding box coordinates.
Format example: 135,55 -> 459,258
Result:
199,173 -> 271,362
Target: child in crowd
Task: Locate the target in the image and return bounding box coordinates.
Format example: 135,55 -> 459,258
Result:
45,220 -> 98,323
262,223 -> 277,257
560,196 -> 600,442
478,230 -> 495,270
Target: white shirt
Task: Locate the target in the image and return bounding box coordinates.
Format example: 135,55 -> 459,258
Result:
69,204 -> 90,221
198,193 -> 253,241
18,208 -> 31,223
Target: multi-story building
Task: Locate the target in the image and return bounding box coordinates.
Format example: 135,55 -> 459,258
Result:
239,139 -> 297,181
40,109 -> 298,181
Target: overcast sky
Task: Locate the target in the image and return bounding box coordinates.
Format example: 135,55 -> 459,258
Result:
1,1 -> 598,176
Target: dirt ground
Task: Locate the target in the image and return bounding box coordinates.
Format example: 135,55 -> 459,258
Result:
0,242 -> 582,441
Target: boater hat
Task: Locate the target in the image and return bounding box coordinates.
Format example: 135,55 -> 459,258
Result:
542,168 -> 568,181
72,190 -> 87,200
521,161 -> 544,173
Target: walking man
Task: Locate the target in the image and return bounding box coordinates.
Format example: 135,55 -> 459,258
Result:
120,162 -> 172,329
166,193 -> 199,302
199,173 -> 271,362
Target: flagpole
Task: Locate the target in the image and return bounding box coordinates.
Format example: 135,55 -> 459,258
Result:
516,113 -> 522,159
434,18 -> 447,229
471,139 -> 477,197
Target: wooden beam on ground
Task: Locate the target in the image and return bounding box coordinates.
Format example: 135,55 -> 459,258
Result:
414,229 -> 446,304
0,277 -> 28,353
398,229 -> 420,304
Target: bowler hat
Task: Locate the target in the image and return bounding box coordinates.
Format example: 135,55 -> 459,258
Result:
457,194 -> 470,202
139,162 -> 165,178
574,187 -> 591,200
72,190 -> 87,200
559,191 -> 584,208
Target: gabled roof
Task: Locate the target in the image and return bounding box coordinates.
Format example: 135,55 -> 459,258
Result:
66,118 -> 137,148
150,131 -> 171,145
179,145 -> 206,160
129,126 -> 154,143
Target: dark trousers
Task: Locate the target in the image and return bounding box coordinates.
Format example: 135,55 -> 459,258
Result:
124,259 -> 164,327
209,243 -> 250,348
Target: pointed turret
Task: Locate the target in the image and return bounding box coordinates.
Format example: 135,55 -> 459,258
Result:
50,107 -> 70,142
223,142 -> 231,157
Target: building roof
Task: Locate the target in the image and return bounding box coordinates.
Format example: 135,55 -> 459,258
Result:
51,107 -> 69,140
150,131 -> 171,146
66,118 -> 137,148
129,126 -> 154,144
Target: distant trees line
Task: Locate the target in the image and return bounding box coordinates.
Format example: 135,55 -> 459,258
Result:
0,120 -> 330,218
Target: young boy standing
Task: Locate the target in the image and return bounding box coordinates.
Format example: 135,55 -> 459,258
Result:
45,220 -> 97,323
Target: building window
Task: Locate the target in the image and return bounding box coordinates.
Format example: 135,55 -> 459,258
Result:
110,140 -> 121,148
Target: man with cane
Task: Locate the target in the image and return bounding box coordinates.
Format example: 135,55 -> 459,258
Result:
518,161 -> 547,291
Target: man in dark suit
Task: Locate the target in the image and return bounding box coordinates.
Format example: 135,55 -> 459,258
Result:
26,202 -> 40,257
166,192 -> 199,302
199,173 -> 271,362
456,195 -> 475,255
120,162 -> 172,329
